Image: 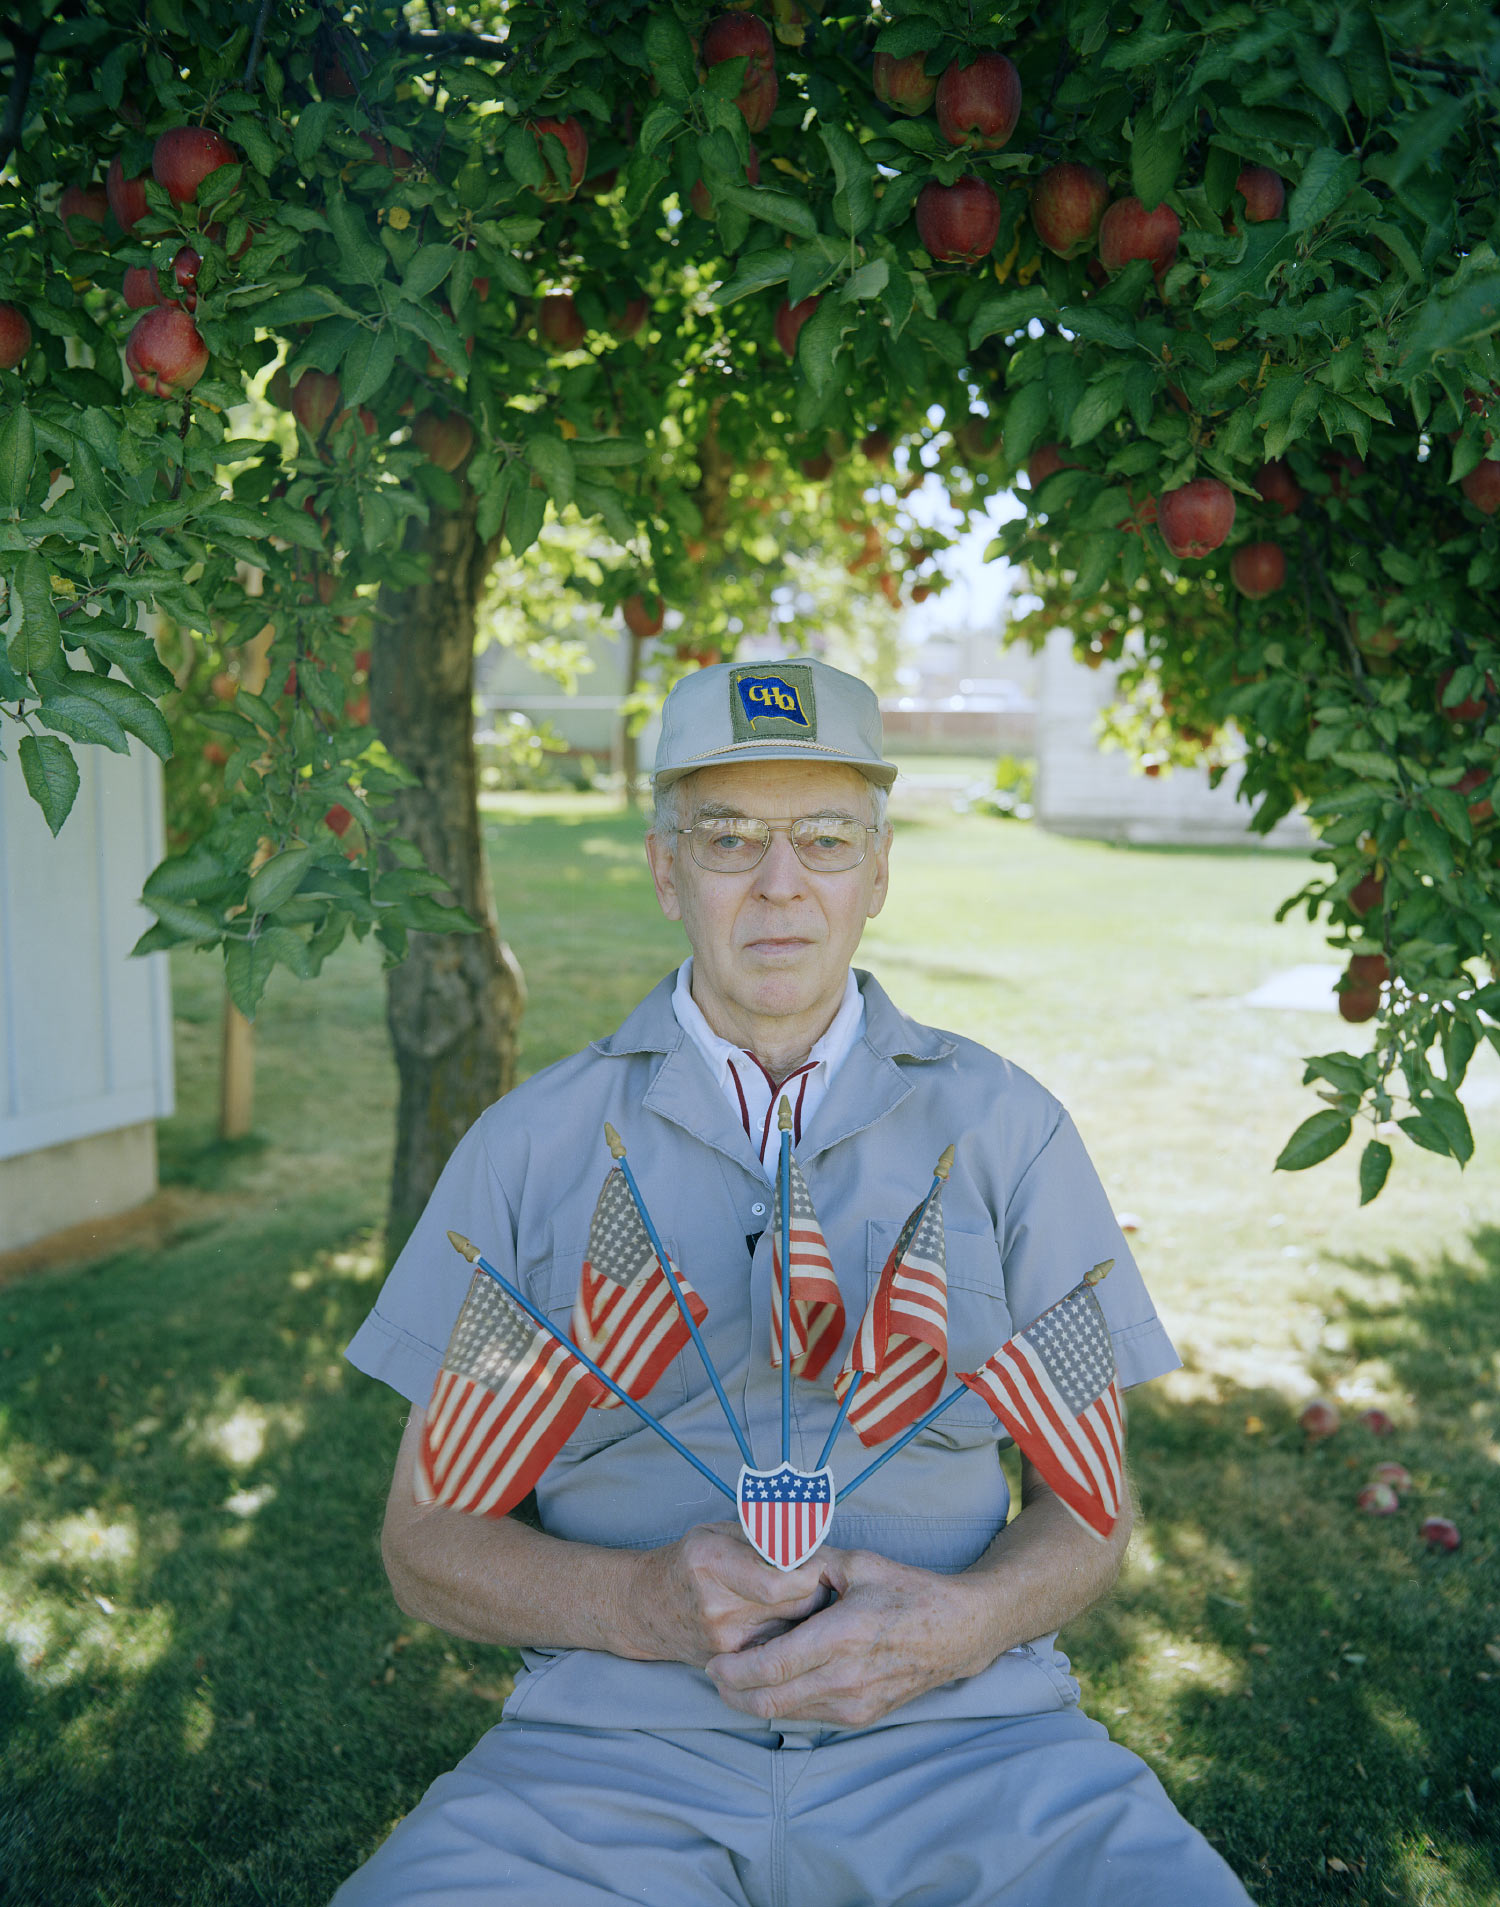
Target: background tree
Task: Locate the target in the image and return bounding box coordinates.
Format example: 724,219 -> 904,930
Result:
2,0 -> 1497,1233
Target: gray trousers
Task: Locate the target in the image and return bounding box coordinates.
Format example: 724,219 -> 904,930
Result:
332,1711 -> 1255,1905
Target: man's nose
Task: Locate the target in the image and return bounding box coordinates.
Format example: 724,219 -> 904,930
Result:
751,829 -> 806,897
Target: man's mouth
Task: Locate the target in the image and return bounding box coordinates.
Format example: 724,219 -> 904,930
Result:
745,937 -> 811,957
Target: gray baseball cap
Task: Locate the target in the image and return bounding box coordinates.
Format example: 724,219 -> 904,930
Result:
652,657 -> 898,789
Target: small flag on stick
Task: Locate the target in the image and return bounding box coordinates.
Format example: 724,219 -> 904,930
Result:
770,1153 -> 844,1383
418,1261 -> 606,1519
833,1147 -> 953,1447
572,1162 -> 708,1409
958,1260 -> 1124,1541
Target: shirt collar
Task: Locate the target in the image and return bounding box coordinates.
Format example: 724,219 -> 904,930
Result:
669,959 -> 864,1088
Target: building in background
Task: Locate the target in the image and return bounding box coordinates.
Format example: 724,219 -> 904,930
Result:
0,742 -> 174,1254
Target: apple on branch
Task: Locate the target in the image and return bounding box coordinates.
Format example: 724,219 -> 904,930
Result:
873,51 -> 937,116
412,410 -> 474,472
934,51 -> 1021,150
701,14 -> 778,133
59,183 -> 109,244
1230,542 -> 1286,599
291,369 -> 343,439
1254,458 -> 1303,514
0,302 -> 34,369
690,145 -> 759,218
622,592 -> 665,639
125,305 -> 208,396
106,155 -> 149,233
152,126 -> 238,205
537,293 -> 586,351
1158,477 -> 1235,559
1030,162 -> 1108,259
528,116 -> 589,201
1460,459 -> 1500,514
1098,195 -> 1181,275
774,294 -> 820,358
915,176 -> 1001,264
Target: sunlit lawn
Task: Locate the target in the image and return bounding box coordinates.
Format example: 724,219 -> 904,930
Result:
1,792 -> 1496,1906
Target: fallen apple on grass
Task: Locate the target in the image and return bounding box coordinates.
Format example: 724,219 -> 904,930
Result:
1298,1399 -> 1341,1440
1357,1481 -> 1400,1515
1420,1516 -> 1460,1551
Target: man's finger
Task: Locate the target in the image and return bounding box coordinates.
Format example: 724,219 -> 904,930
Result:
705,1607 -> 839,1692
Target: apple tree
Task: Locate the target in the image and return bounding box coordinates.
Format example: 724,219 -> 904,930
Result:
1,0 -> 1497,1232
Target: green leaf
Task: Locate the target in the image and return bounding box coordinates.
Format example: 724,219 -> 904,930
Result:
247,844 -> 317,915
342,325 -> 397,406
713,251 -> 792,306
840,260 -> 889,302
401,245 -> 456,304
1286,149 -> 1359,232
1397,274 -> 1500,376
970,288 -> 1054,348
570,437 -> 647,466
326,190 -> 388,285
643,11 -> 696,98
0,402 -> 35,508
1003,379 -> 1052,465
65,673 -> 173,761
10,552 -> 63,678
1358,1138 -> 1392,1205
505,481 -> 545,558
525,435 -> 575,510
1130,111 -> 1184,211
18,733 -> 80,835
143,841 -> 234,904
1397,1112 -> 1453,1159
1068,377 -> 1126,447
638,101 -> 682,159
293,100 -> 336,171
820,123 -> 875,238
224,933 -> 277,1019
1058,306 -> 1138,351
797,297 -> 848,395
718,185 -> 819,240
1275,1109 -> 1353,1171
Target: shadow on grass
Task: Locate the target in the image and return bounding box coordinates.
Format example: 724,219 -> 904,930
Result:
2,1213 -> 1496,1906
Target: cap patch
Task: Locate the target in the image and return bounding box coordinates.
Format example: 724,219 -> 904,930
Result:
729,665 -> 816,741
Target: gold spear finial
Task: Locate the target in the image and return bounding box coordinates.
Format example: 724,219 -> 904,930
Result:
935,1143 -> 956,1181
447,1230 -> 480,1263
1084,1258 -> 1114,1285
778,1095 -> 793,1132
604,1122 -> 626,1160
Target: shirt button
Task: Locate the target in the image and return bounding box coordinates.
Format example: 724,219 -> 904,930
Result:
751,1202 -> 767,1217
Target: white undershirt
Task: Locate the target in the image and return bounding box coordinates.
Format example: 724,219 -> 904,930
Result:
670,959 -> 865,1180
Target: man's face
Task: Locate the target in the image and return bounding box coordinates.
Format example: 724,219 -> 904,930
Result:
645,760 -> 891,1031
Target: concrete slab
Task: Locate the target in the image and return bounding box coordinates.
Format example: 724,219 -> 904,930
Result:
1239,964 -> 1344,1012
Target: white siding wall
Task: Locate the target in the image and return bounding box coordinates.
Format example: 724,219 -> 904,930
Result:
0,738 -> 174,1164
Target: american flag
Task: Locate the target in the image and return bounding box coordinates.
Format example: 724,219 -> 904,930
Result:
572,1165 -> 707,1408
417,1271 -> 605,1518
737,1462 -> 835,1570
833,1178 -> 949,1446
959,1271 -> 1125,1541
770,1155 -> 844,1383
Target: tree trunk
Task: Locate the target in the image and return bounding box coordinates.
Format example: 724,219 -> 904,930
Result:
373,494 -> 526,1256
619,630 -> 643,809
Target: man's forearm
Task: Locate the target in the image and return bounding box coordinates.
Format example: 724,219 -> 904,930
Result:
957,1460 -> 1135,1670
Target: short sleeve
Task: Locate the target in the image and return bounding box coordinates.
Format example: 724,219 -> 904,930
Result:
343,1117 -> 517,1406
1001,1107 -> 1179,1391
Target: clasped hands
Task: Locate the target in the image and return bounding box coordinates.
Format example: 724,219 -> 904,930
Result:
629,1522 -> 999,1729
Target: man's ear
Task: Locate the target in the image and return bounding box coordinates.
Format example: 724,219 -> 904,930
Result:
866,824 -> 892,920
645,828 -> 683,922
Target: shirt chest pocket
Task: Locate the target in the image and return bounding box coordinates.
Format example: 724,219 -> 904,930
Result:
864,1218 -> 1014,1448
538,1237 -> 691,1451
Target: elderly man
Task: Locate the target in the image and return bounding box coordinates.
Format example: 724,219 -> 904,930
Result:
337,658 -> 1252,1905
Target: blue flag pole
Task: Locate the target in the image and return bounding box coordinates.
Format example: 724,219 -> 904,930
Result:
446,1232 -> 735,1502
605,1124 -> 757,1471
778,1098 -> 792,1464
815,1371 -> 859,1471
836,1382 -> 971,1501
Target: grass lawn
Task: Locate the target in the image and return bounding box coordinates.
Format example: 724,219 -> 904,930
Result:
2,793 -> 1497,1907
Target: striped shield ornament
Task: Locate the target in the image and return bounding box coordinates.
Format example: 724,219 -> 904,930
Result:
737,1462 -> 835,1570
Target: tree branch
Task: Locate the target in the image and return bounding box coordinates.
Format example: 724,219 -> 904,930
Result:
388,26 -> 509,61
242,0 -> 274,92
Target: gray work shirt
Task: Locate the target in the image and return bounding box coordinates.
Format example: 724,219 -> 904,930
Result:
345,968 -> 1180,1731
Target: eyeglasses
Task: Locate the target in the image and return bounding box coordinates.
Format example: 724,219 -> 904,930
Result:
676,816 -> 880,873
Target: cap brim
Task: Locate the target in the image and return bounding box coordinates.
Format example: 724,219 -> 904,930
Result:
652,742 -> 898,789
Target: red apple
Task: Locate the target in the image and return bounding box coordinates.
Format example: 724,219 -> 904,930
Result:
345,691 -> 370,725
1457,766 -> 1494,822
325,804 -> 354,836
1026,443 -> 1073,489
537,293 -> 586,351
0,303 -> 31,370
1030,162 -> 1108,259
1437,668 -> 1494,722
125,306 -> 208,395
1230,541 -> 1285,599
1098,196 -> 1180,274
210,671 -> 237,702
1299,1399 -> 1340,1439
106,156 -> 149,233
873,51 -> 937,116
1159,477 -> 1235,559
1460,459 -> 1500,514
412,409 -> 474,471
915,175 -> 1001,264
1357,1481 -> 1400,1515
122,265 -> 164,309
315,46 -> 357,97
1371,1461 -> 1412,1492
291,369 -> 342,438
690,145 -> 760,218
359,132 -> 413,175
609,294 -> 650,341
152,126 -> 238,205
799,451 -> 834,481
935,51 -> 1021,151
1349,873 -> 1384,916
861,427 -> 895,466
202,740 -> 229,766
623,592 -> 665,639
354,649 -> 371,672
956,416 -> 1002,462
774,294 -> 820,358
1339,983 -> 1380,1023
1235,166 -> 1284,222
911,583 -> 932,604
1324,452 -> 1364,497
1357,1407 -> 1396,1434
1419,1516 -> 1461,1550
529,116 -> 589,201
1254,459 -> 1303,514
701,14 -> 778,134
1348,953 -> 1388,988
59,184 -> 109,243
